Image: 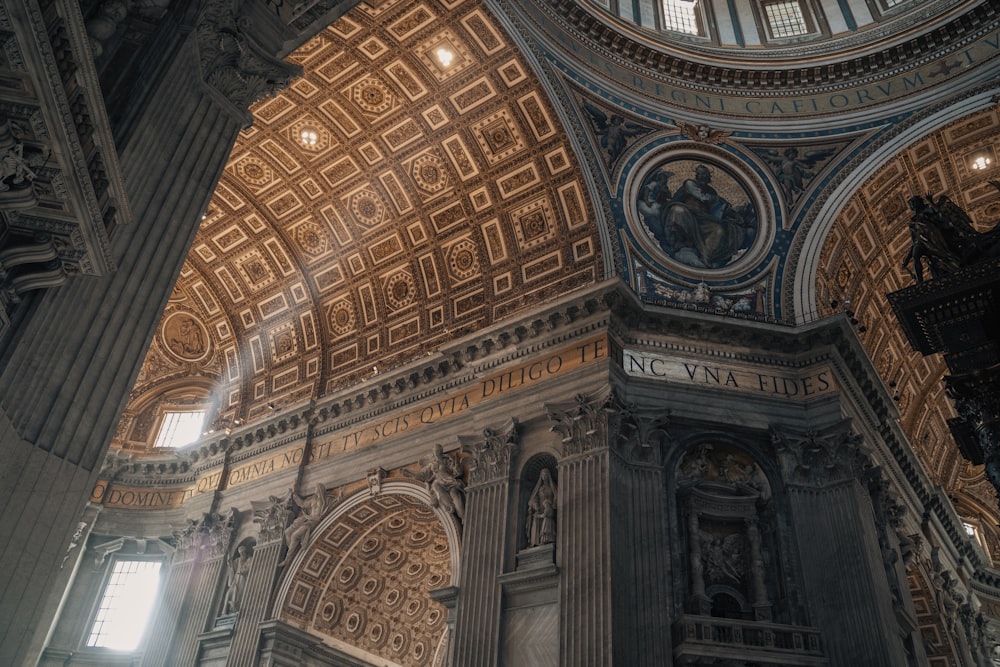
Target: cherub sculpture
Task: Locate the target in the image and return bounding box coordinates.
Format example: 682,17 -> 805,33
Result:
760,147 -> 836,201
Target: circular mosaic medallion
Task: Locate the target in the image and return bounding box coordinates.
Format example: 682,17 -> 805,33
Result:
630,155 -> 767,273
161,312 -> 211,362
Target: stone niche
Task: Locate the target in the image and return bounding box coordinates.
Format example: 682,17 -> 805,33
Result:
676,443 -> 775,622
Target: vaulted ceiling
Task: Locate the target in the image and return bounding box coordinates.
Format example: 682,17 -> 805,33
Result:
108,0 -> 1000,527
815,106 -> 1000,515
113,0 -> 602,450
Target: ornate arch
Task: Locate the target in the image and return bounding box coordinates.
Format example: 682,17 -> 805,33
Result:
274,482 -> 461,666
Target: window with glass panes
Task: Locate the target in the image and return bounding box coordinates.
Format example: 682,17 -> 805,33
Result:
763,1 -> 809,38
86,559 -> 162,650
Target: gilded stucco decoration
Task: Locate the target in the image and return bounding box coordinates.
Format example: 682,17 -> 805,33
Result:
116,0 -> 601,447
280,493 -> 452,666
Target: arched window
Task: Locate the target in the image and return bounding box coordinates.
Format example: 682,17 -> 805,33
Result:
114,380 -> 217,453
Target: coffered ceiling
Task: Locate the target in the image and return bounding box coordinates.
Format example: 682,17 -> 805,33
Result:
108,0 -> 1000,524
113,0 -> 602,449
815,106 -> 1000,499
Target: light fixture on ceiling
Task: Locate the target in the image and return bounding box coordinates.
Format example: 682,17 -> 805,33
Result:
971,154 -> 992,170
299,127 -> 319,147
434,47 -> 454,68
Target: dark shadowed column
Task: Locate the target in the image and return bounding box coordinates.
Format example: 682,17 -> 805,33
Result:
0,6 -> 298,663
773,424 -> 909,667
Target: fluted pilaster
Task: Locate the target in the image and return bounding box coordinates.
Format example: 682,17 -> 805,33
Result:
610,403 -> 671,667
549,388 -> 614,667
452,421 -> 518,665
610,461 -> 671,667
773,424 -> 906,666
226,541 -> 282,667
0,12 -> 289,662
141,559 -> 197,667
174,557 -> 227,667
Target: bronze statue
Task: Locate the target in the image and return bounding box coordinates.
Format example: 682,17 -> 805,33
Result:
903,186 -> 1000,283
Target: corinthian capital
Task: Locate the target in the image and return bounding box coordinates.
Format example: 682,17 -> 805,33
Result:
546,386 -> 615,457
614,400 -> 670,465
196,0 -> 301,113
771,422 -> 869,486
251,493 -> 292,544
462,418 -> 519,486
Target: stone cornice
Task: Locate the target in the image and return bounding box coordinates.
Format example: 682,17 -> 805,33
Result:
307,281 -> 620,437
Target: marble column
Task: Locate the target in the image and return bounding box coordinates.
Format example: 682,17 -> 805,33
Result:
773,425 -> 908,667
0,10 -> 296,664
452,420 -> 519,666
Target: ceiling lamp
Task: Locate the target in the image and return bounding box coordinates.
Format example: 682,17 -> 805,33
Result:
971,154 -> 992,170
435,47 -> 454,68
299,127 -> 319,147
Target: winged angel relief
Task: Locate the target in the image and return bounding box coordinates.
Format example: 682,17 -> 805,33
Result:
759,147 -> 836,202
582,100 -> 651,165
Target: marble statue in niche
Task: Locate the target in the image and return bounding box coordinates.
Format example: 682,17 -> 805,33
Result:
222,542 -> 253,614
636,160 -> 758,269
526,468 -> 557,547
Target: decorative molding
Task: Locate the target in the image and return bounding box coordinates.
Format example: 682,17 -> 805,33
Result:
171,510 -> 236,562
461,418 -> 519,486
547,385 -> 615,457
195,0 -> 301,115
614,400 -> 670,465
771,422 -> 870,487
530,0 -> 999,90
252,493 -> 292,544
